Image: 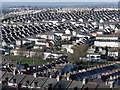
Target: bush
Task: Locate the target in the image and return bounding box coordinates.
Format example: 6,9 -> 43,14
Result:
107,56 -> 115,61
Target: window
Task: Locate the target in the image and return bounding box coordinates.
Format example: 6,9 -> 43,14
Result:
96,56 -> 100,59
91,56 -> 95,59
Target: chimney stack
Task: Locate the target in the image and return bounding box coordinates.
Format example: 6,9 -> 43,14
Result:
67,75 -> 70,80
33,73 -> 37,78
96,65 -> 100,69
56,75 -> 62,81
49,75 -> 52,78
13,68 -> 18,75
27,67 -> 30,71
108,76 -> 114,88
100,65 -> 103,68
63,58 -> 66,60
82,69 -> 86,72
63,73 -> 67,76
33,67 -> 36,69
79,70 -> 82,73
7,63 -> 10,67
102,64 -> 106,67
105,80 -> 108,85
38,66 -> 41,68
82,77 -> 89,84
110,81 -> 114,88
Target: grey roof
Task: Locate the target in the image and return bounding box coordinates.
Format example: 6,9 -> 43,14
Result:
2,67 -> 13,72
68,81 -> 83,89
97,83 -> 110,89
96,35 -> 119,37
9,74 -> 26,84
20,75 -> 35,86
31,77 -> 48,87
2,85 -> 17,90
82,82 -> 98,90
0,71 -> 6,78
2,72 -> 14,82
54,80 -> 71,89
93,78 -> 104,83
42,78 -> 58,88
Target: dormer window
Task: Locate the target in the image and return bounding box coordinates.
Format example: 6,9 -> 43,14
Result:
5,77 -> 9,82
26,80 -> 29,84
13,79 -> 16,83
48,83 -> 52,90
84,87 -> 88,90
74,87 -> 78,90
34,81 -> 38,87
25,80 -> 30,88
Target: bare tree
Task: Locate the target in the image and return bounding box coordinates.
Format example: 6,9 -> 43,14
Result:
33,50 -> 44,60
67,44 -> 89,62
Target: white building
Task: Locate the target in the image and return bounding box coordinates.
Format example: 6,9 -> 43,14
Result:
44,52 -> 63,60
61,34 -> 72,40
87,53 -> 101,60
94,35 -> 120,47
16,39 -> 30,46
62,44 -> 74,54
108,51 -> 119,59
65,29 -> 71,34
36,34 -> 54,40
94,41 -> 120,47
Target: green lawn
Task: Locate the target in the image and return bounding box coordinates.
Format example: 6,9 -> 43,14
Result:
2,56 -> 49,65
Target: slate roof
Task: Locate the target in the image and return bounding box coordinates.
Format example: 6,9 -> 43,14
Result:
2,85 -> 17,90
2,72 -> 14,82
2,67 -> 13,72
70,65 -> 119,81
20,75 -> 35,86
0,71 -> 6,78
82,82 -> 98,90
97,83 -> 111,89
42,78 -> 58,88
9,74 -> 26,84
31,77 -> 48,88
68,81 -> 83,89
54,79 -> 72,89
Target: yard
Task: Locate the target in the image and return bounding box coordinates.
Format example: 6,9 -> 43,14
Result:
2,55 -> 50,65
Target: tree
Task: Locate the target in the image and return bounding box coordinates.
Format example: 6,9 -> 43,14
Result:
33,49 -> 44,60
107,56 -> 115,61
67,44 -> 89,62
